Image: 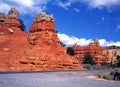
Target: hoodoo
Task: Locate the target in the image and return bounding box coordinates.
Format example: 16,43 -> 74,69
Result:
0,7 -> 84,71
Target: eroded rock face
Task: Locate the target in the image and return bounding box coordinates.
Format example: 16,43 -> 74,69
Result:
34,12 -> 54,23
7,7 -> 19,19
5,17 -> 20,27
0,11 -> 84,71
73,42 -> 110,65
93,38 -> 100,45
29,12 -> 60,47
0,7 -> 20,28
26,12 -> 83,71
5,7 -> 20,27
103,47 -> 120,64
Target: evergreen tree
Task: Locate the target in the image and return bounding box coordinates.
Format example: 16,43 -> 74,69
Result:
83,52 -> 96,65
18,18 -> 26,31
66,47 -> 75,56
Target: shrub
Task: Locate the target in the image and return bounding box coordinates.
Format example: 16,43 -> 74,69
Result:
82,52 -> 96,65
98,69 -> 120,81
18,18 -> 26,31
115,55 -> 120,67
66,47 -> 75,56
81,64 -> 92,70
81,64 -> 108,70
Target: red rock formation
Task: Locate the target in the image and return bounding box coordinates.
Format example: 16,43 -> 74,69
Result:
29,14 -> 60,47
5,7 -> 20,27
26,12 -> 84,71
73,39 -> 110,65
0,26 -> 29,71
5,18 -> 20,27
0,7 -> 20,28
0,8 -> 84,71
102,47 -> 120,64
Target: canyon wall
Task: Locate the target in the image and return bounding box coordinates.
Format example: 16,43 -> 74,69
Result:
0,7 -> 84,71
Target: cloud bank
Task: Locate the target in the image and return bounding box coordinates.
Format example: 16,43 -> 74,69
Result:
0,0 -> 51,15
80,0 -> 120,9
1,0 -> 120,15
55,0 -> 120,10
58,33 -> 120,47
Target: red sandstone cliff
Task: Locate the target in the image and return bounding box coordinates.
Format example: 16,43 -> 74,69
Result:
0,7 -> 84,71
73,39 -> 110,65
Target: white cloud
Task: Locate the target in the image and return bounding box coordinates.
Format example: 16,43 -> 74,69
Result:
58,33 -> 120,47
0,0 -> 51,15
84,0 -> 120,9
55,0 -> 120,10
115,24 -> 120,31
0,2 -> 11,14
101,17 -> 105,21
106,41 -> 120,46
8,0 -> 34,8
54,0 -> 71,9
58,33 -> 92,46
1,0 -> 120,15
73,8 -> 80,13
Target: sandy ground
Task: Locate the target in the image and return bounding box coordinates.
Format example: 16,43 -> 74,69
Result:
86,76 -> 116,82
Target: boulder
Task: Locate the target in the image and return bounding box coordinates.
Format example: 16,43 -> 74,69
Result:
8,28 -> 14,34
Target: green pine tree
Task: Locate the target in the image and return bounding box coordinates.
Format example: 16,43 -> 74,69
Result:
66,47 -> 75,56
83,52 -> 96,65
18,18 -> 26,31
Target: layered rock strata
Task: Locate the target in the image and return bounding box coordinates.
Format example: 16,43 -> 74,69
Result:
73,39 -> 110,65
0,8 -> 84,71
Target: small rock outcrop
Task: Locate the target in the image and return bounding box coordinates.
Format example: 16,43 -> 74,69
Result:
5,7 -> 20,27
93,38 -> 100,45
29,12 -> 60,46
0,7 -> 20,28
0,13 -> 5,23
34,12 -> 54,23
7,7 -> 19,19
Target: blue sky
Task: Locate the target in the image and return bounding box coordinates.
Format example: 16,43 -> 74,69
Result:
0,0 -> 120,46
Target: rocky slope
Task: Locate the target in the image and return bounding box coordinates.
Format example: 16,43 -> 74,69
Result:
0,7 -> 84,71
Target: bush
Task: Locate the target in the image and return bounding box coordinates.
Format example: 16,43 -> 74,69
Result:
98,72 -> 114,80
81,64 -> 108,70
82,52 -> 96,65
111,55 -> 120,68
18,18 -> 26,31
98,68 -> 120,81
66,47 -> 75,56
115,55 -> 120,67
81,64 -> 92,70
101,62 -> 108,66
